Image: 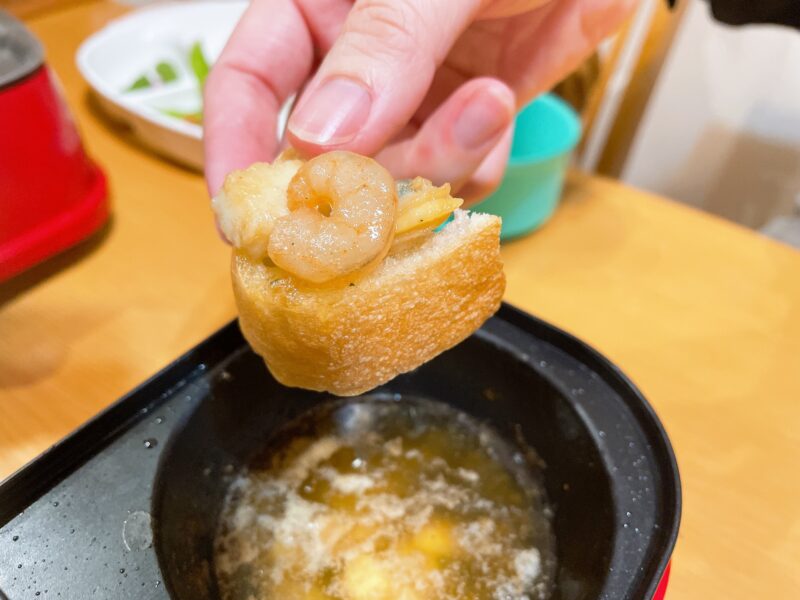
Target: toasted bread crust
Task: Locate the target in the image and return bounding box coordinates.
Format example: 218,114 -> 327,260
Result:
233,212 -> 504,396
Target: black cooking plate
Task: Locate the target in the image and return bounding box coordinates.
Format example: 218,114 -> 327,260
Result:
0,304 -> 680,599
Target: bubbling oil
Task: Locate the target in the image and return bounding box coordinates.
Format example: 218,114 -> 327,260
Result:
214,397 -> 555,600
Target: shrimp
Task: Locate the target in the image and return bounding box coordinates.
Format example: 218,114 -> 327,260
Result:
211,151 -> 303,259
267,151 -> 397,284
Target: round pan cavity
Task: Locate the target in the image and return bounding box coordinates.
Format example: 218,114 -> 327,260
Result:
153,306 -> 680,600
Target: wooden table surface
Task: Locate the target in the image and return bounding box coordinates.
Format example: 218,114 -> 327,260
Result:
2,2 -> 800,598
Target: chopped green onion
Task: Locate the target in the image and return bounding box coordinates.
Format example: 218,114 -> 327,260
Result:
155,61 -> 178,83
125,75 -> 151,92
161,108 -> 203,125
188,42 -> 210,89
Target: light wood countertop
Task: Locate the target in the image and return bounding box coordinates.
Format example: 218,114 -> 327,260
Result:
2,2 -> 799,598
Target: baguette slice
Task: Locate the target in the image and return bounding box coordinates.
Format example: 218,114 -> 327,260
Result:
233,209 -> 505,396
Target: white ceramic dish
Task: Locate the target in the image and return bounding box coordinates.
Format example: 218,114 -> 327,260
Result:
76,1 -> 247,170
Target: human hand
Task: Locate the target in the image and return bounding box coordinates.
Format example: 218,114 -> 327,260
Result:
204,0 -> 634,204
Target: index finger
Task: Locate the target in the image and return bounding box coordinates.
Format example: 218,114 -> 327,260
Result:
204,0 -> 314,195
286,0 -> 482,156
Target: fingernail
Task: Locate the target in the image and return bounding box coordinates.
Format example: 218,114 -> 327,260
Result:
288,77 -> 372,145
453,89 -> 511,150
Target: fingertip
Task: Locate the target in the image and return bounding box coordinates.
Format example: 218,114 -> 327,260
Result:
285,0 -> 483,156
286,76 -> 374,153
451,78 -> 515,152
459,122 -> 514,206
377,77 -> 514,189
202,0 -> 313,195
205,166 -> 225,199
203,64 -> 280,195
476,77 -> 516,112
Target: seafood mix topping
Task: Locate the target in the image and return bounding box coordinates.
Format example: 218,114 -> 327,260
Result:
213,151 -> 462,284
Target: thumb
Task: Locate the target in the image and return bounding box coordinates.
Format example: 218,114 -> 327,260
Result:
287,0 -> 481,155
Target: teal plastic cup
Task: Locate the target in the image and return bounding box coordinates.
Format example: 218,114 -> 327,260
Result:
473,93 -> 581,241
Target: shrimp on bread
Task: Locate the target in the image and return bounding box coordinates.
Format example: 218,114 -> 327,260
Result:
213,150 -> 505,396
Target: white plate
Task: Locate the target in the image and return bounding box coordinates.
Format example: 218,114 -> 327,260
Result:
76,1 -> 247,170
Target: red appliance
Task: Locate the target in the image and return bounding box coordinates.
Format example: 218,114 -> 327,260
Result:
0,10 -> 108,283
